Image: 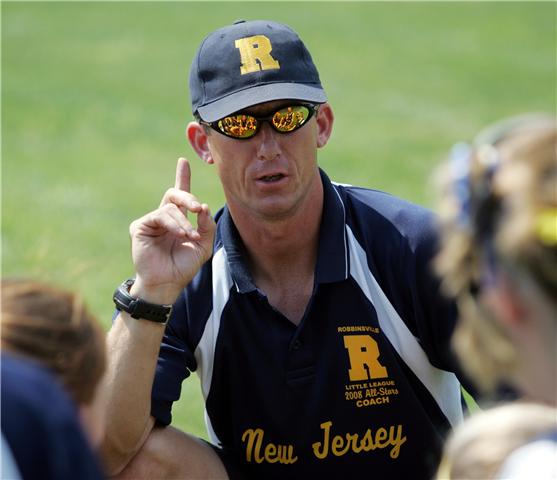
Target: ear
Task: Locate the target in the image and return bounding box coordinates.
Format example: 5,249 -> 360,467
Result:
186,122 -> 213,164
315,103 -> 334,148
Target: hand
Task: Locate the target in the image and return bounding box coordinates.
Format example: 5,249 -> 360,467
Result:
129,157 -> 216,304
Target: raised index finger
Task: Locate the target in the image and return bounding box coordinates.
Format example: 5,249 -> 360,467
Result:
175,157 -> 191,192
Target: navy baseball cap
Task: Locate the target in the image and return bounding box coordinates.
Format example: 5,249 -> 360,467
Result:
190,20 -> 327,122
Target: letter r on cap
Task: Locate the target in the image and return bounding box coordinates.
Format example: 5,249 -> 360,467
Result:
235,35 -> 280,75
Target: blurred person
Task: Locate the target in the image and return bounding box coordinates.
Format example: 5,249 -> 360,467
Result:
1,279 -> 107,448
103,19 -> 473,480
436,402 -> 556,479
434,113 -> 557,478
435,113 -> 556,404
1,353 -> 104,480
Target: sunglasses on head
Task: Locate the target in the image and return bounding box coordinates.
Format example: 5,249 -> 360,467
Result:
198,103 -> 320,140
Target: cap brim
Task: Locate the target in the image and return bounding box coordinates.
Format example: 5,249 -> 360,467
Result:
196,83 -> 327,122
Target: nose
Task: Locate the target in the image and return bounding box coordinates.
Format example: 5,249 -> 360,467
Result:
255,122 -> 281,161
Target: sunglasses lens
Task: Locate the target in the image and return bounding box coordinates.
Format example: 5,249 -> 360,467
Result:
217,115 -> 258,139
272,105 -> 311,132
214,105 -> 314,139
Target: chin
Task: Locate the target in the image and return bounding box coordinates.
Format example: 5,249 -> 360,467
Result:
255,201 -> 297,221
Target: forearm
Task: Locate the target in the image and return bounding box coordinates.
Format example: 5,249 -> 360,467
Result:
101,307 -> 167,474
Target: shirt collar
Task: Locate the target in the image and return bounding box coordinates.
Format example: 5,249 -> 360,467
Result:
216,206 -> 255,293
315,169 -> 349,284
216,169 -> 349,294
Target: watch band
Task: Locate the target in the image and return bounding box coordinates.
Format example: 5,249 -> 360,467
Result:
113,278 -> 173,324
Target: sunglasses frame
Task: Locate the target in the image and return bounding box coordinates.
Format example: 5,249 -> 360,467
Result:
197,102 -> 320,140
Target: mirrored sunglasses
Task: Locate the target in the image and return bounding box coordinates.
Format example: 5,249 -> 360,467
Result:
199,103 -> 319,140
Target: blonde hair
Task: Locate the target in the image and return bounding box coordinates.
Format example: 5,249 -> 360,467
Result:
435,114 -> 557,392
1,279 -> 106,405
437,402 -> 557,479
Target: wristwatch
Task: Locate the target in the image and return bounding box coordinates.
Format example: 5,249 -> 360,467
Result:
113,278 -> 173,324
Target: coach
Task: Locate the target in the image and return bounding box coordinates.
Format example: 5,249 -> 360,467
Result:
103,19 -> 467,480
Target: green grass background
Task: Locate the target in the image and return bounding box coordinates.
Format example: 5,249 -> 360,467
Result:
2,2 -> 555,439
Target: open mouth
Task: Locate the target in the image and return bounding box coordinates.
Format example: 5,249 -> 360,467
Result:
258,173 -> 285,183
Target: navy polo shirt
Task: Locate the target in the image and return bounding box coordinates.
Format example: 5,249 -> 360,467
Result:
151,170 -> 463,479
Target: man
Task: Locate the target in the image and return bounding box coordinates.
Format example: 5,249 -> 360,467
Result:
103,20 -> 465,480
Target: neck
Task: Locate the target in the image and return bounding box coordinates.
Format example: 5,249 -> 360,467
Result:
247,220 -> 320,286
229,176 -> 324,287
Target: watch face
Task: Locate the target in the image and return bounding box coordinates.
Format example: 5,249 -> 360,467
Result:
113,283 -> 133,312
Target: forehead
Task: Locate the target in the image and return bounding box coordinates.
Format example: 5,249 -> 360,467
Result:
237,100 -> 294,115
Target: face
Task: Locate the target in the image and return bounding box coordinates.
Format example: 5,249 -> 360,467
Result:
190,100 -> 334,221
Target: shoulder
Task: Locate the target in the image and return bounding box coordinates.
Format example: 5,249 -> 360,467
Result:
1,354 -> 103,480
338,183 -> 434,226
1,354 -> 73,414
335,182 -> 437,254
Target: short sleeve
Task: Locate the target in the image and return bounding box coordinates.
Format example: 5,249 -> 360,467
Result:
151,290 -> 198,426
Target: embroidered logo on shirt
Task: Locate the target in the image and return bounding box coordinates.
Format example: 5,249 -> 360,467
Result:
339,326 -> 400,407
343,334 -> 388,380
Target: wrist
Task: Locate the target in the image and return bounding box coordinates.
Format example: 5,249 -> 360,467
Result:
130,277 -> 183,306
113,278 -> 175,324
